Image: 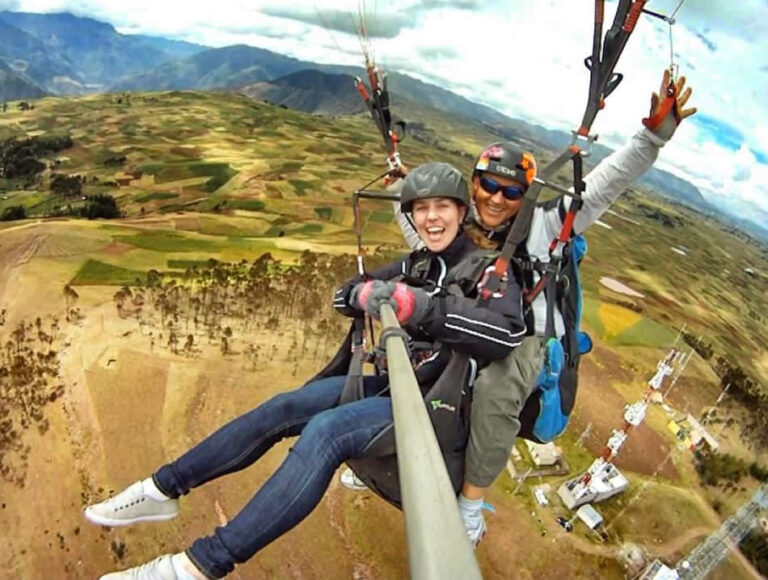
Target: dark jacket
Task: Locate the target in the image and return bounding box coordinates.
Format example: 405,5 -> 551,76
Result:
333,232 -> 526,385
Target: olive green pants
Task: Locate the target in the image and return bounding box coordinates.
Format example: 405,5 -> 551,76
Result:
465,337 -> 546,487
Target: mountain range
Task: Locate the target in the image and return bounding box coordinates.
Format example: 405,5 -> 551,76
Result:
1,9 -> 765,241
0,59 -> 47,101
0,10 -> 205,93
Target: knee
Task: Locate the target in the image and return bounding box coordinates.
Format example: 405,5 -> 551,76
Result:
262,389 -> 307,420
300,411 -> 337,445
294,411 -> 349,462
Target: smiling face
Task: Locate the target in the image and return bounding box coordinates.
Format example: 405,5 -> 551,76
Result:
472,172 -> 525,229
411,197 -> 466,252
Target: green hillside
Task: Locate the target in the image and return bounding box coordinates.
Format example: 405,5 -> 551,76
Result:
0,90 -> 475,240
1,89 -> 766,392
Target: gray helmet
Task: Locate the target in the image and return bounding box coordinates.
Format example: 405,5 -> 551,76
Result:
400,162 -> 469,213
473,143 -> 537,189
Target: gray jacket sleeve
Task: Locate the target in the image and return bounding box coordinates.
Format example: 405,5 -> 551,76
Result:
571,127 -> 666,235
536,127 -> 666,242
390,179 -> 425,251
526,127 -> 666,337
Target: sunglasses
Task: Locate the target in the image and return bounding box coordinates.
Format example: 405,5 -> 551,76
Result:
479,176 -> 525,201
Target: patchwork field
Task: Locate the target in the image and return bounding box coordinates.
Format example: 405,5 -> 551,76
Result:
1,91 -> 766,578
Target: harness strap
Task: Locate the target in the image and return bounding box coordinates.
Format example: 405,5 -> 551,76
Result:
524,154 -> 586,307
339,321 -> 366,406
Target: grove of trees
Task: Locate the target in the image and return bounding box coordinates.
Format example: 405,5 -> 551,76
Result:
50,173 -> 84,197
0,134 -> 73,181
77,194 -> 120,219
113,249 -> 397,374
713,355 -> 768,448
683,329 -> 767,449
0,205 -> 26,221
0,316 -> 65,487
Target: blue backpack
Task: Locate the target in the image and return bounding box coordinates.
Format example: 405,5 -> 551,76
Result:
516,234 -> 592,443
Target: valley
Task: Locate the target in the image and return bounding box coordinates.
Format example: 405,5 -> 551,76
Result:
0,86 -> 766,579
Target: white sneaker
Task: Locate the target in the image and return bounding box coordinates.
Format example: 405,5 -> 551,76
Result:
340,467 -> 368,491
99,554 -> 178,579
85,480 -> 179,527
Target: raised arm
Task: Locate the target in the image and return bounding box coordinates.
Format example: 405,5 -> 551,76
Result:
564,71 -> 696,235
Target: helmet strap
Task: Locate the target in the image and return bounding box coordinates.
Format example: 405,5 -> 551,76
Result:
468,198 -> 512,237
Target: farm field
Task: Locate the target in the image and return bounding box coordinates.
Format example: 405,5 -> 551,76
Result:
0,91 -> 766,578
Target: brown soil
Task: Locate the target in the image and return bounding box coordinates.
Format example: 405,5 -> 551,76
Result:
1,220 -> 750,579
102,242 -> 134,255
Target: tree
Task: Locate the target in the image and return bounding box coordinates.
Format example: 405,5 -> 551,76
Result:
146,269 -> 163,289
132,292 -> 145,319
63,285 -> 79,321
113,289 -> 127,317
183,334 -> 194,356
167,331 -> 179,354
50,174 -> 83,197
1,206 -> 26,221
78,194 -> 120,219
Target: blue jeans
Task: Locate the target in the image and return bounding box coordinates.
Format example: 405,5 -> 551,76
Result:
153,375 -> 391,579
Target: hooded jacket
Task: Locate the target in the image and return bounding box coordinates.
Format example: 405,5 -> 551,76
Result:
333,232 -> 527,385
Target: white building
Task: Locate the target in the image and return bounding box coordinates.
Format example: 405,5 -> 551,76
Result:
685,414 -> 719,451
524,440 -> 560,466
576,504 -> 603,530
638,559 -> 680,580
557,462 -> 629,509
534,487 -> 549,506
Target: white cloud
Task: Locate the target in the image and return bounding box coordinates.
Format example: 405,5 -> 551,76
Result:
7,0 -> 768,214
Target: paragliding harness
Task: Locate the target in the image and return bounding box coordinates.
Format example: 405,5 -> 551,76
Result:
478,157 -> 594,444
308,251 -> 490,507
473,225 -> 593,444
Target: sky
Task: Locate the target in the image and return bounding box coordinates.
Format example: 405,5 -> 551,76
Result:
2,0 -> 768,220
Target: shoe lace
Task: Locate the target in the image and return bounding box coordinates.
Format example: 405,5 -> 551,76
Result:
102,483 -> 146,511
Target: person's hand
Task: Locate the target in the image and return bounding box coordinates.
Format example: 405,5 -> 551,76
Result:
351,280 -> 396,318
351,280 -> 431,323
390,283 -> 431,325
642,69 -> 697,140
388,163 -> 409,181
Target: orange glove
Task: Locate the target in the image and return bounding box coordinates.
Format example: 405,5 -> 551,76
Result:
642,69 -> 697,141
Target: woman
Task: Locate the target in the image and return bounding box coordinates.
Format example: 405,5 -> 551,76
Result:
84,162 -> 526,579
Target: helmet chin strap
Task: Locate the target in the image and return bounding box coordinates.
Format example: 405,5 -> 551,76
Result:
469,197 -> 514,238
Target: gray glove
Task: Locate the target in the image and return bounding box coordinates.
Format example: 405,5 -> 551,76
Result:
351,280 -> 431,324
391,282 -> 432,325
351,280 -> 396,319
